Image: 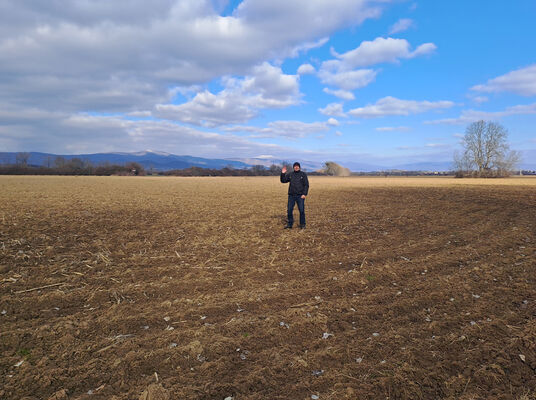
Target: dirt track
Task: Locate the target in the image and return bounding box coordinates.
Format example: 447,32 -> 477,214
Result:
1,176 -> 535,399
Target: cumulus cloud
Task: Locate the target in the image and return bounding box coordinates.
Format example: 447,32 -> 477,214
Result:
319,69 -> 377,91
327,118 -> 340,126
318,103 -> 347,117
225,119 -> 333,139
323,88 -> 356,100
425,102 -> 536,125
154,63 -> 300,126
317,37 -> 436,95
297,63 -> 316,75
348,96 -> 454,118
0,0 -> 388,114
252,120 -> 330,139
388,18 -> 414,35
323,37 -> 436,71
471,64 -> 536,96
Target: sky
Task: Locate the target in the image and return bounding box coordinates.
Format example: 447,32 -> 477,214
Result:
1,0 -> 535,168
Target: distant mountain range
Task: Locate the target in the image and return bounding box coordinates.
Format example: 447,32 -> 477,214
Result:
1,150 -> 534,172
0,151 -> 251,171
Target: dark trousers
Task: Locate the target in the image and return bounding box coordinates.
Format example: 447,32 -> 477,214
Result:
287,195 -> 305,227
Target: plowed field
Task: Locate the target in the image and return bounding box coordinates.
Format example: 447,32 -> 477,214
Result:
1,176 -> 535,399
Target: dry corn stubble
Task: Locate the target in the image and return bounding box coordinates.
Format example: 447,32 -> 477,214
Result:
1,175 -> 535,399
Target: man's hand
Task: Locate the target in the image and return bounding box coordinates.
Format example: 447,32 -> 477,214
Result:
282,166 -> 287,173
301,195 -> 306,199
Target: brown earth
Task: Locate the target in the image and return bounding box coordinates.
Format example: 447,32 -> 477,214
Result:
0,176 -> 535,400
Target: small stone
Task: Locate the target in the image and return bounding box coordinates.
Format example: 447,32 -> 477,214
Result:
322,332 -> 333,339
372,332 -> 380,337
312,369 -> 324,376
311,395 -> 319,399
519,354 -> 526,362
355,357 -> 363,363
470,321 -> 476,326
163,316 -> 170,322
472,294 -> 480,299
1,310 -> 6,315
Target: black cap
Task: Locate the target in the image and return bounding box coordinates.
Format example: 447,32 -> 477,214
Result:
293,162 -> 301,168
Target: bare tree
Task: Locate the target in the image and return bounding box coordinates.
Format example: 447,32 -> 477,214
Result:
15,152 -> 30,166
44,156 -> 54,168
54,156 -> 66,168
456,120 -> 520,177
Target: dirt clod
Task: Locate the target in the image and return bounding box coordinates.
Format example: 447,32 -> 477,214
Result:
138,384 -> 170,400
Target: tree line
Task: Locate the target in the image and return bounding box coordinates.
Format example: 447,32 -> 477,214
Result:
0,156 -> 294,176
0,155 -> 146,176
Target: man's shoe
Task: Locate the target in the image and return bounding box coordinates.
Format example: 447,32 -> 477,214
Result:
299,225 -> 306,229
284,224 -> 292,229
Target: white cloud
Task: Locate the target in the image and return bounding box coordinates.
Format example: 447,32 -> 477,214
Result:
249,120 -> 331,138
325,37 -> 436,70
154,63 -> 300,126
319,69 -> 377,91
388,18 -> 414,35
317,37 -> 436,93
471,64 -> 536,96
327,118 -> 340,126
289,38 -> 329,58
155,91 -> 258,127
318,103 -> 346,117
426,102 -> 536,125
323,88 -> 356,100
349,96 -> 454,118
376,126 -> 411,132
297,63 -> 316,75
0,0 -> 388,114
225,119 -> 334,139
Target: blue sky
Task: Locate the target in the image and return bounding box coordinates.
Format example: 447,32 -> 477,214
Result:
1,0 -> 535,168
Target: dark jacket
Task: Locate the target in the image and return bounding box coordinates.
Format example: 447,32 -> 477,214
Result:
280,170 -> 309,196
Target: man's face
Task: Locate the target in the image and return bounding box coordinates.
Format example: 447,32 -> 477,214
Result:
293,165 -> 300,172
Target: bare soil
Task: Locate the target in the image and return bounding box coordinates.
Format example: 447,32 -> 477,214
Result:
1,176 -> 535,400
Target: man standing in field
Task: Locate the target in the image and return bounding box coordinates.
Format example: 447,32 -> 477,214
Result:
280,162 -> 309,229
